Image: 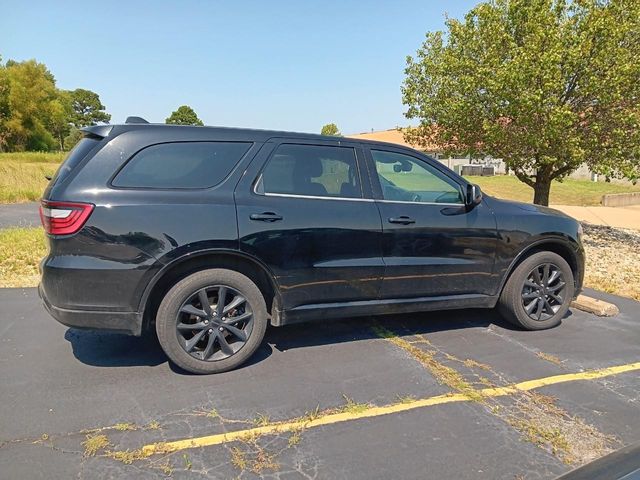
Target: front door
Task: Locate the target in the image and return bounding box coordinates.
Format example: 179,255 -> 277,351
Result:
365,147 -> 498,299
235,139 -> 384,312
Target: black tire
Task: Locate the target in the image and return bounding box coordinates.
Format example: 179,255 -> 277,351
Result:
498,251 -> 574,330
156,269 -> 268,374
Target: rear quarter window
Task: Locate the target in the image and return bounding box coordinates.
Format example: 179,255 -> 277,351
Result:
112,142 -> 252,189
51,136 -> 101,186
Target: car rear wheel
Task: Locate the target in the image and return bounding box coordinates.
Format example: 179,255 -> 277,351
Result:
156,269 -> 268,374
498,251 -> 574,330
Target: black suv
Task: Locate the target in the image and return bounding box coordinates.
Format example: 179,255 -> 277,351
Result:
39,119 -> 584,374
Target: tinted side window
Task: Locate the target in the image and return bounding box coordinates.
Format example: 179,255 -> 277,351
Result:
51,136 -> 101,186
372,150 -> 464,204
261,144 -> 362,198
113,142 -> 251,189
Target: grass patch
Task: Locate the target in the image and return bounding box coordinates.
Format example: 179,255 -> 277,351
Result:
0,227 -> 47,287
106,448 -> 146,464
0,153 -> 63,203
252,413 -> 271,427
0,151 -> 65,164
338,395 -> 370,415
145,420 -> 161,430
230,446 -> 247,470
82,433 -> 111,456
466,175 -> 640,206
0,162 -> 58,203
114,422 -> 138,431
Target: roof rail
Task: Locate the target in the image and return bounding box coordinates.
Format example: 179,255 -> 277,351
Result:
125,116 -> 149,124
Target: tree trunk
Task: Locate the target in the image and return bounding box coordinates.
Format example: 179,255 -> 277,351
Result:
533,177 -> 552,206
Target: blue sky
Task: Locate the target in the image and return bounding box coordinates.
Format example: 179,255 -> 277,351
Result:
1,0 -> 476,134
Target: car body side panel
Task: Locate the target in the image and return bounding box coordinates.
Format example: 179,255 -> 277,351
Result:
235,139 -> 385,311
40,130 -> 263,313
485,196 -> 585,295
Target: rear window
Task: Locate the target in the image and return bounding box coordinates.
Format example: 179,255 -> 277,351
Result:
51,136 -> 101,186
112,142 -> 252,189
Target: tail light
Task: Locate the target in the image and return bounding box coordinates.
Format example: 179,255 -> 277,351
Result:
39,200 -> 94,235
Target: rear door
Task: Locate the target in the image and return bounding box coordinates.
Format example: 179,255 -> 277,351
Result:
235,138 -> 384,312
364,146 -> 498,298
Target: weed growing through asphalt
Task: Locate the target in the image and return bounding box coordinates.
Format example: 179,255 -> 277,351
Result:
537,351 -> 563,365
114,422 -> 137,431
106,448 -> 146,464
395,394 -> 417,404
253,413 -> 271,427
145,420 -> 161,430
81,434 -> 111,456
371,321 -> 617,465
372,324 -> 484,402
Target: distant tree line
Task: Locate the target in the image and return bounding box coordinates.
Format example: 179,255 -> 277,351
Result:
0,56 -> 110,152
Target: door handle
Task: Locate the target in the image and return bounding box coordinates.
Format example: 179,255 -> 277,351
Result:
250,212 -> 283,222
388,216 -> 416,225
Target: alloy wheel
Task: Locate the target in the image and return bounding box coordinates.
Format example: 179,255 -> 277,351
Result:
521,263 -> 567,322
176,285 -> 253,361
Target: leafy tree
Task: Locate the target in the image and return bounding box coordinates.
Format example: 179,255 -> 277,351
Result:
48,91 -> 73,150
64,127 -> 84,151
402,0 -> 640,205
2,59 -> 58,151
320,123 -> 340,136
165,105 -> 204,126
68,88 -> 110,128
0,56 -> 10,152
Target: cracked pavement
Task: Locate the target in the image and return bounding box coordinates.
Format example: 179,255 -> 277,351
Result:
0,287 -> 639,479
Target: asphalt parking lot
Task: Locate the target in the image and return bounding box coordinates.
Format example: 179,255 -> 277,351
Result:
1,287 -> 639,479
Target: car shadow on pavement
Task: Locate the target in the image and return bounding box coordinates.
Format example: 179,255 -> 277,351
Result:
63,327 -> 274,373
64,307 -> 571,372
64,328 -> 167,368
266,307 -> 527,352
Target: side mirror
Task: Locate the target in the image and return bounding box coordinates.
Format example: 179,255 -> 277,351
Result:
466,183 -> 482,209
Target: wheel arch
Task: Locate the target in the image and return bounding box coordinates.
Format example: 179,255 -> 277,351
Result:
498,239 -> 580,296
139,250 -> 280,333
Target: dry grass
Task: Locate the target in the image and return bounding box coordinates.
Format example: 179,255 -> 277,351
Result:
81,434 -> 111,456
372,324 -> 484,402
0,227 -> 47,287
468,175 -> 640,206
537,352 -> 563,365
373,326 -> 616,465
504,392 -> 616,464
0,151 -> 65,164
582,224 -> 640,301
0,152 -> 63,203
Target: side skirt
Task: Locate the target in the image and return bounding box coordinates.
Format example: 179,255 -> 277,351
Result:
272,294 -> 498,326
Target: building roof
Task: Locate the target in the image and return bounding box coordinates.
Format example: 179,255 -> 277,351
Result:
345,128 -> 442,151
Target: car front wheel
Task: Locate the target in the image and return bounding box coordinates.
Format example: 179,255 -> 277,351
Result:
498,251 -> 575,330
156,269 -> 268,374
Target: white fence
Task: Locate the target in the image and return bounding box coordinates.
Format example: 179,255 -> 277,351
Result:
435,156 -> 633,184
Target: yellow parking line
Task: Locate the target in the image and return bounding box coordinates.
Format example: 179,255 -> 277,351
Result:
142,361 -> 640,456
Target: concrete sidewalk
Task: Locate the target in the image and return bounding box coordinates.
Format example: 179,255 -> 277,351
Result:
551,204 -> 640,230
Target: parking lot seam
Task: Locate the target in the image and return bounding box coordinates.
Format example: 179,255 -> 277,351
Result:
140,361 -> 640,456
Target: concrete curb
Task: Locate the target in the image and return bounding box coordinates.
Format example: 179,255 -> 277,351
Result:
571,294 -> 619,317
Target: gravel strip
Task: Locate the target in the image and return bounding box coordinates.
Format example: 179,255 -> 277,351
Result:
581,223 -> 640,301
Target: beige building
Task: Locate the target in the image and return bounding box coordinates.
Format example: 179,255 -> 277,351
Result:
345,128 -> 444,158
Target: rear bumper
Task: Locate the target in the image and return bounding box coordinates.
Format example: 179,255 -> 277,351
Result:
39,283 -> 143,336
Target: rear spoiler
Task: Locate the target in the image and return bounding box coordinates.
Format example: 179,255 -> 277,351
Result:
80,124 -> 113,139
